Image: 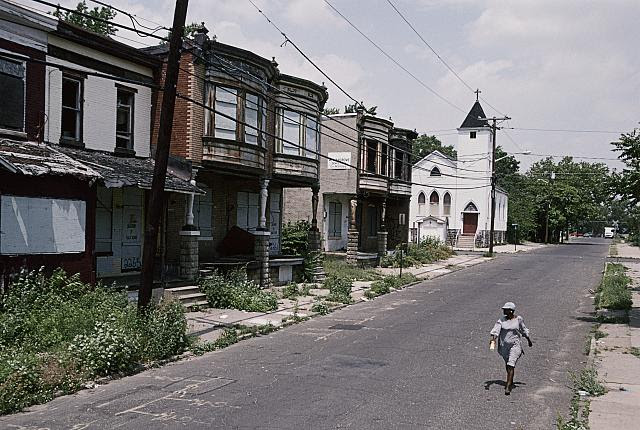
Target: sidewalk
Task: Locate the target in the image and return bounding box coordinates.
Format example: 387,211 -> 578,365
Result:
452,241 -> 546,254
188,254 -> 490,343
611,241 -> 640,259
589,262 -> 640,430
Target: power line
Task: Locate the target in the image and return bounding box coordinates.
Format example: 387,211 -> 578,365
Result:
384,0 -> 506,117
322,0 -> 466,114
506,127 -> 626,134
29,0 -> 169,41
176,90 -> 491,191
247,0 -> 362,107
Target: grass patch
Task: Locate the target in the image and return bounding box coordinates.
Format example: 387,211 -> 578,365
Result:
595,263 -> 632,310
311,302 -> 330,315
199,269 -> 278,312
626,347 -> 640,358
557,367 -> 605,429
380,238 -> 453,268
191,324 -> 277,356
323,255 -> 381,281
281,282 -> 312,300
365,274 -> 417,299
0,268 -> 189,416
324,275 -> 353,304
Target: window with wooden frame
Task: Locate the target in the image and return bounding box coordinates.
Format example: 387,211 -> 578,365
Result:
204,85 -> 266,145
380,143 -> 388,176
276,109 -> 319,158
61,75 -> 83,144
443,192 -> 451,216
0,56 -> 25,132
328,201 -> 342,238
365,139 -> 377,173
116,87 -> 135,150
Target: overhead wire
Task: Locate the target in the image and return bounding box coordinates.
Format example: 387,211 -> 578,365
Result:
322,0 -> 466,114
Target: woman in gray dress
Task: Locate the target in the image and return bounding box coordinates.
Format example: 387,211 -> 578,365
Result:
489,302 -> 533,395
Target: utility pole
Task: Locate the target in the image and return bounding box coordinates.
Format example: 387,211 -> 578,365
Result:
479,115 -> 511,254
139,0 -> 189,309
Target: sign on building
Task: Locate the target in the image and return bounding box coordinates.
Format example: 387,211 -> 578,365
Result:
327,152 -> 351,170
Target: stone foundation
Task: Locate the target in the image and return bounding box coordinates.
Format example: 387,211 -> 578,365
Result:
377,231 -> 388,257
179,231 -> 199,280
447,229 -> 458,246
254,231 -> 270,288
475,230 -> 507,248
307,228 -> 325,282
346,229 -> 359,264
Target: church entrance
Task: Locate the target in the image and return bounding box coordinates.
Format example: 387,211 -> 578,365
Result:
462,213 -> 478,234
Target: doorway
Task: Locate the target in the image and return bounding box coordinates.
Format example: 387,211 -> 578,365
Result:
462,212 -> 478,234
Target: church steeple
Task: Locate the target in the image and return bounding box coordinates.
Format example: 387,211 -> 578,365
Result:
459,100 -> 489,129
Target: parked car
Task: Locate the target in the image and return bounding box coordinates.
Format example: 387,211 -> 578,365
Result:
583,232 -> 592,238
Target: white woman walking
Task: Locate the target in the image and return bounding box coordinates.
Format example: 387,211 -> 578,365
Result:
489,302 -> 533,395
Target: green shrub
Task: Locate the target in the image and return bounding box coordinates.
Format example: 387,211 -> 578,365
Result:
323,255 -> 381,281
281,220 -> 310,255
324,275 -> 353,304
365,274 -> 417,298
311,302 -> 330,315
281,282 -> 312,299
199,269 -> 278,312
380,238 -> 452,268
595,264 -> 632,310
0,268 -> 189,415
570,367 -> 605,396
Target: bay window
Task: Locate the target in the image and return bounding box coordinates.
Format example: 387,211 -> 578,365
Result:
205,85 -> 265,145
245,93 -> 259,145
214,86 -> 237,139
277,109 -> 319,158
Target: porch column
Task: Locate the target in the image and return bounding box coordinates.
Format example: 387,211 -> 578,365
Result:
377,199 -> 388,259
179,172 -> 200,280
259,178 -> 269,230
307,183 -> 325,282
346,198 -> 359,264
256,177 -> 270,287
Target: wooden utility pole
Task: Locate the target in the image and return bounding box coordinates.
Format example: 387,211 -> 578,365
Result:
479,115 -> 510,255
138,0 -> 189,309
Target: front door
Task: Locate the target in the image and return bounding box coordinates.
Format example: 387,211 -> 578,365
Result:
462,213 -> 478,234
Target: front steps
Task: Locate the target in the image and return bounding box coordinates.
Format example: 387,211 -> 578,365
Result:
456,235 -> 476,249
164,284 -> 208,310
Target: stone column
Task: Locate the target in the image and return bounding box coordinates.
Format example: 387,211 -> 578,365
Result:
307,183 -> 325,282
254,231 -> 271,288
179,180 -> 200,280
259,178 -> 269,230
346,198 -> 359,264
377,199 -> 387,259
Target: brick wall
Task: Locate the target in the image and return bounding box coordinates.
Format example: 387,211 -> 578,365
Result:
151,52 -> 194,161
0,38 -> 45,140
282,187 -> 313,224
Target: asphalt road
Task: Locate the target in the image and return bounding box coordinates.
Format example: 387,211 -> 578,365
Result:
1,238 -> 608,430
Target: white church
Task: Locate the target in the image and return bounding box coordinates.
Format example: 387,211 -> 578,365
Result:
409,100 -> 508,249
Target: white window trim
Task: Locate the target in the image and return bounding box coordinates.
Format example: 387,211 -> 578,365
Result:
0,53 -> 26,134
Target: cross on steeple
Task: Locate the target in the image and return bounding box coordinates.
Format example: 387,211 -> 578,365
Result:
474,88 -> 481,102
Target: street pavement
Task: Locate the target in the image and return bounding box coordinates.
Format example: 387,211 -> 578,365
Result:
0,239 -> 608,429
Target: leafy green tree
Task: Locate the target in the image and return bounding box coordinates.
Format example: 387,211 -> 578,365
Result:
53,1 -> 117,36
612,129 -> 640,204
411,134 -> 456,163
323,107 -> 340,115
343,103 -> 377,115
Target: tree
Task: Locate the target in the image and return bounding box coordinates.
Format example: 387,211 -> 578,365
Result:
343,103 -> 377,115
411,134 -> 456,163
323,107 -> 340,115
494,146 -> 519,185
612,129 -> 640,204
53,1 -> 117,36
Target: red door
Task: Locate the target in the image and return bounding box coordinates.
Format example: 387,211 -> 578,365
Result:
462,213 -> 478,234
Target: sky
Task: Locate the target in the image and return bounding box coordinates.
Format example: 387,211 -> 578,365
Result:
27,0 -> 640,171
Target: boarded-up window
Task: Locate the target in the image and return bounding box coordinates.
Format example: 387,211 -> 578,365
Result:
0,196 -> 86,254
0,57 -> 25,131
367,206 -> 378,237
328,201 -> 342,238
237,192 -> 259,231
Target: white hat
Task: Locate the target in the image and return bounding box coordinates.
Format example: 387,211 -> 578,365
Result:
502,302 -> 516,310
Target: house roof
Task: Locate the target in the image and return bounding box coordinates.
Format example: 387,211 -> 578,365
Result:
0,140 -> 203,195
416,215 -> 447,224
0,139 -> 99,179
57,147 -> 204,195
460,101 -> 489,129
414,150 -> 456,169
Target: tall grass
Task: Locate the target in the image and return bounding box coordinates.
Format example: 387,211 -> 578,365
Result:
595,263 -> 632,310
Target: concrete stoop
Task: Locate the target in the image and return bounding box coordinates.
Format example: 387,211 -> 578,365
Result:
164,285 -> 208,310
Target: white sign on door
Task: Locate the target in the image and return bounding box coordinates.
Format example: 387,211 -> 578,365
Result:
327,152 -> 351,170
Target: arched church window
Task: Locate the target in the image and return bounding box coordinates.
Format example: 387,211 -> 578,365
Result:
443,192 -> 451,216
418,192 -> 426,215
430,191 -> 440,216
464,202 -> 478,212
430,166 -> 441,177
